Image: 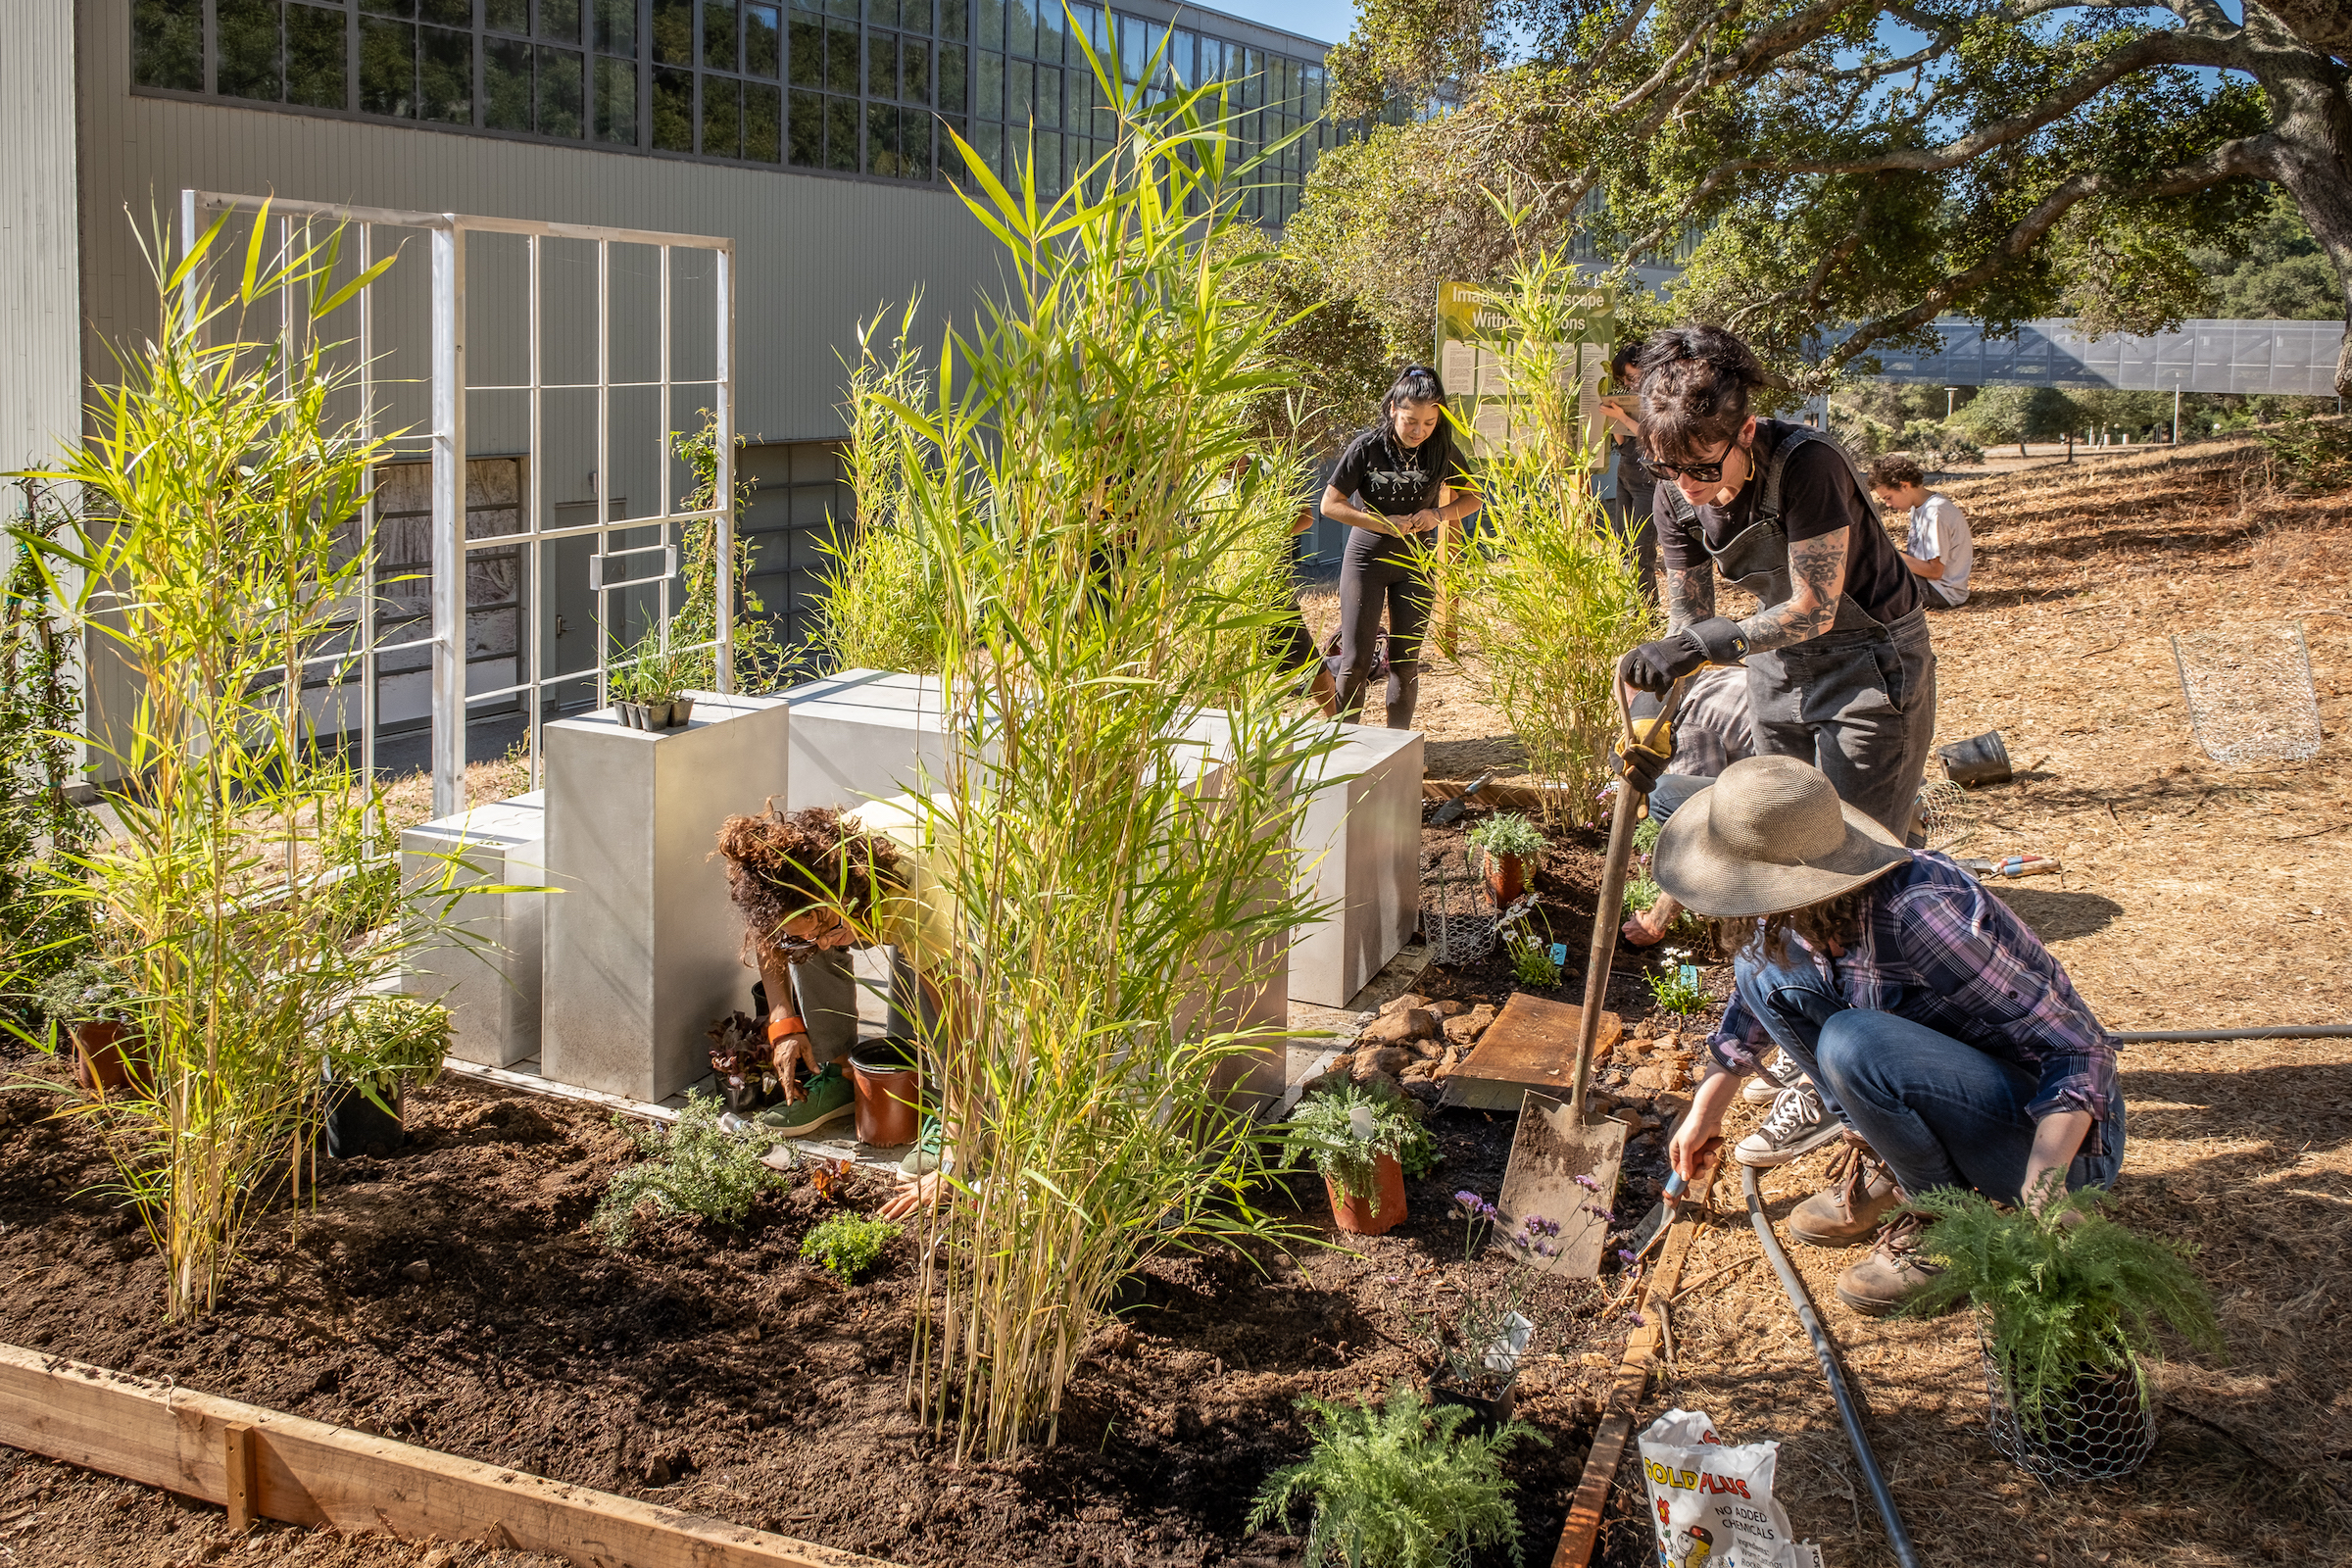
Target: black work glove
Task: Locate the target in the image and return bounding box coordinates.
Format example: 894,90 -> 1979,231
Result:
1614,693 -> 1674,796
1615,617 -> 1751,692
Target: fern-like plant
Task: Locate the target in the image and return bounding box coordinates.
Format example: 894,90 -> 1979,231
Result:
1904,1184 -> 2225,1434
802,1211 -> 901,1284
1287,1082 -> 1420,1214
1249,1384 -> 1541,1568
594,1091 -> 786,1245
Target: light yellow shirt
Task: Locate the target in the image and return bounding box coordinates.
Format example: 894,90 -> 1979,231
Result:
843,793 -> 960,974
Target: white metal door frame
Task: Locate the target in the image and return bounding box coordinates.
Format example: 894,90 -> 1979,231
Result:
180,190 -> 736,820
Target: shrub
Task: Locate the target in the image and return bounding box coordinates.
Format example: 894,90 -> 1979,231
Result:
322,996 -> 452,1110
1249,1384 -> 1541,1568
1905,1184 -> 2224,1434
2257,409 -> 2352,494
1288,1082 -> 1420,1213
802,1211 -> 901,1284
594,1091 -> 786,1245
1465,811 -> 1545,860
1506,928 -> 1560,988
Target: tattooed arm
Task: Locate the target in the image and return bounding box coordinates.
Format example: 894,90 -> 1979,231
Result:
1663,563 -> 1716,637
1737,527 -> 1847,652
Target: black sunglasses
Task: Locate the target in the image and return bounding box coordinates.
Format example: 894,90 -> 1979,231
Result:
1649,450 -> 1735,483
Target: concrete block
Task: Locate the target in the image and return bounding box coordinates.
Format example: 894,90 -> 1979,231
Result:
540,691 -> 791,1102
399,793 -> 546,1068
1291,723 -> 1424,1007
781,668 -> 952,812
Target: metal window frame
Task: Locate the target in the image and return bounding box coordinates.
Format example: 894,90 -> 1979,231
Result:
181,189 -> 735,822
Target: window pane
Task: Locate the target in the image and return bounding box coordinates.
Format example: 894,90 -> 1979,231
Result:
420,24 -> 472,122
702,74 -> 740,155
537,45 -> 583,133
218,0 -> 283,102
789,11 -> 821,83
421,0 -> 467,22
133,0 -> 205,90
595,0 -> 635,53
745,80 -> 781,159
905,109 -> 931,178
936,43 -> 964,114
486,0 -> 529,32
1117,16 -> 1144,83
361,19 -> 415,114
653,64 -> 693,146
869,0 -> 899,24
939,114 -> 967,179
594,52 -> 635,139
703,0 -> 736,71
973,0 -> 1001,52
363,0 -> 414,16
1007,0 -> 1034,56
484,36 -> 532,127
825,93 -> 858,170
938,0 -> 964,40
654,0 -> 692,65
288,4 -> 349,108
903,0 -> 932,33
1035,62 -> 1057,126
1006,59 -> 1029,122
745,5 -> 780,75
865,101 -> 899,174
974,51 -> 1000,119
824,0 -> 854,15
788,86 -> 823,163
1036,1 -> 1063,65
902,38 -> 929,104
866,31 -> 896,98
538,0 -> 580,44
825,19 -> 858,91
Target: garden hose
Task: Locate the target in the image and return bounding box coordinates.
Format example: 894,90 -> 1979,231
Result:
2107,1025 -> 2352,1043
1740,1163 -> 1923,1568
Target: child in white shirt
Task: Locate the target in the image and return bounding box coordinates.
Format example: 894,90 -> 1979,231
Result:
1867,453 -> 1972,607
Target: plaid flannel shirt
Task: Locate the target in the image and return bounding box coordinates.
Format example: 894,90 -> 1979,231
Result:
1708,852 -> 2117,1152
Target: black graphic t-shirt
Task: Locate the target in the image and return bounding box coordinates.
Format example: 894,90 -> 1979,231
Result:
1329,423 -> 1476,562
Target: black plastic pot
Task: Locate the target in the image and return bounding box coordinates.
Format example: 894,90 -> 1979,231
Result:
1937,729 -> 2012,786
1981,1350 -> 2155,1483
323,1077 -> 406,1159
720,1074 -> 768,1114
1431,1378 -> 1517,1440
668,696 -> 695,727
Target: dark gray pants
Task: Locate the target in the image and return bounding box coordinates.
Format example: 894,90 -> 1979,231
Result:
1746,607 -> 1937,843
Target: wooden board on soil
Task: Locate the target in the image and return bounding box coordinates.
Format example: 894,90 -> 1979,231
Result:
1443,993 -> 1622,1111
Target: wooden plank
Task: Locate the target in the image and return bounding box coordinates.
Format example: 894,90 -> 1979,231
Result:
0,1344 -> 897,1568
223,1421 -> 257,1533
1443,993 -> 1621,1109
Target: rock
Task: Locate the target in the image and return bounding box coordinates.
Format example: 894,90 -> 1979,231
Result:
421,1552 -> 453,1568
1400,1075 -> 1444,1105
1628,1059 -> 1688,1095
1351,1068 -> 1404,1100
1430,999 -> 1470,1018
1585,1088 -> 1618,1116
1352,1047 -> 1413,1081
1442,1005 -> 1495,1047
1380,992 -> 1430,1017
1608,1106 -> 1645,1133
1411,1038 -> 1445,1061
1358,1007 -> 1441,1046
1434,1046 -> 1463,1079
1656,1091 -> 1690,1123
400,1259 -> 431,1285
1325,1053 -> 1356,1077
1652,1031 -> 1681,1056
1084,1321 -> 1138,1361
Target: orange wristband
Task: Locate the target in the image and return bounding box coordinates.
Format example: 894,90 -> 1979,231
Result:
767,1014 -> 808,1044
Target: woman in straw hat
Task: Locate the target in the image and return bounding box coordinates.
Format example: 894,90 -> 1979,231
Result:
1658,755 -> 2124,1316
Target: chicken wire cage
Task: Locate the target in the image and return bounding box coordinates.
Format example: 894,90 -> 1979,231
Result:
2171,623 -> 2325,765
1981,1347 -> 2158,1485
1419,846 -> 1537,966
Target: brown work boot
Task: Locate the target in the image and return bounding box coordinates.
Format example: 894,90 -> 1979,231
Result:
1788,1136 -> 1902,1248
1834,1210 -> 1945,1318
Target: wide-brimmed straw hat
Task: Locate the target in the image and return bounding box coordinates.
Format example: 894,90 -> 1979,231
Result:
1653,756 -> 1910,918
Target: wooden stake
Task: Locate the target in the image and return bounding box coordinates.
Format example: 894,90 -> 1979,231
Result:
222,1421 -> 258,1533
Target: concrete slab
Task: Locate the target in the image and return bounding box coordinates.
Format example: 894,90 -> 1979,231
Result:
780,668 -> 953,813
400,793 -> 547,1068
1291,723 -> 1425,1006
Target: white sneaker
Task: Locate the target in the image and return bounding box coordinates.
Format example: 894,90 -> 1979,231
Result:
1741,1052 -> 1806,1104
1736,1084 -> 1844,1166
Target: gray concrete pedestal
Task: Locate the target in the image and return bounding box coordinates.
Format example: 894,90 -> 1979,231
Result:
399,793 -> 547,1067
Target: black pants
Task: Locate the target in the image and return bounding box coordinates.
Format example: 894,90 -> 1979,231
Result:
1333,530 -> 1430,728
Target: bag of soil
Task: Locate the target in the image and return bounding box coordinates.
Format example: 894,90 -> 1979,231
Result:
1637,1408 -> 1823,1568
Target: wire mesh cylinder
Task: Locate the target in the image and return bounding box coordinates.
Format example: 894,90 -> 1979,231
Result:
1981,1348 -> 2157,1484
2170,623 -> 2324,765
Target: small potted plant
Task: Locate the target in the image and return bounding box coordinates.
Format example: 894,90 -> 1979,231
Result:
1286,1081 -> 1420,1236
1466,811 -> 1545,906
609,631 -> 691,730
320,996 -> 453,1158
707,1010 -> 774,1114
1428,1191 -> 1561,1435
32,953 -> 145,1096
1904,1182 -> 2225,1483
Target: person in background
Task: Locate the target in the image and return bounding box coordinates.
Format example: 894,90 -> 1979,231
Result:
1621,662 -> 1752,949
1319,366 -> 1483,730
1597,344 -> 1658,602
1660,756 -> 2123,1317
1866,454 -> 1973,608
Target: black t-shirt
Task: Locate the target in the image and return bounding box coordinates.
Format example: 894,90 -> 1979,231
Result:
1653,430 -> 1920,628
1329,423 -> 1475,560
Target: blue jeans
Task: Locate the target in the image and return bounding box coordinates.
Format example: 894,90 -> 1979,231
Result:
1731,951 -> 2126,1205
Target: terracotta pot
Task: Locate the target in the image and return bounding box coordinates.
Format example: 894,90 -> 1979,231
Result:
849,1037 -> 921,1148
1326,1154 -> 1408,1236
69,1021 -> 143,1096
1483,852 -> 1526,906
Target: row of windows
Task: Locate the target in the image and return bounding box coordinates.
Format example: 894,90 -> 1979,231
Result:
132,0 -> 1345,215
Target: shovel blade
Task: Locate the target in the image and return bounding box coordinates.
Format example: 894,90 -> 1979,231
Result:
1497,1091 -> 1627,1278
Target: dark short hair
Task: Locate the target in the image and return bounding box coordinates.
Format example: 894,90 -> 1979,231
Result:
1610,344 -> 1642,382
1383,364 -> 1447,414
1637,324 -> 1766,466
1868,453 -> 1926,490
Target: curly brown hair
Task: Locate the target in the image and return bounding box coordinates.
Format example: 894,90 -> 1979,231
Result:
1711,885 -> 1872,967
712,803 -> 904,961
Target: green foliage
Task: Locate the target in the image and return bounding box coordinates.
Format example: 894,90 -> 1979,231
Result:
595,1091 -> 787,1245
26,951 -> 132,1029
1429,245 -> 1658,821
671,409 -> 790,694
2256,411 -> 2352,494
2194,192 -> 2344,322
322,996 -> 452,1110
801,1211 -> 901,1284
1645,967 -> 1707,1016
1507,928 -> 1560,989
1465,811 -> 1545,860
1249,1384 -> 1540,1568
10,209 -> 497,1318
1397,1118 -> 1441,1181
0,480 -> 95,1033
1957,385 -> 2081,458
607,623 -> 686,706
1289,1081 -> 1420,1210
1905,1184 -> 2225,1436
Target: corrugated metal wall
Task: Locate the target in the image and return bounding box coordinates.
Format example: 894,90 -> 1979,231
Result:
74,0 -> 1005,447
4,0 -> 83,473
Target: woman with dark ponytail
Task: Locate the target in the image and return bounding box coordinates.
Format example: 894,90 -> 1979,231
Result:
1615,324 -> 1937,843
1318,365 -> 1483,729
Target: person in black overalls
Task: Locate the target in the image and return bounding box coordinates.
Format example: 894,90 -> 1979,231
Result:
1318,365 -> 1483,729
1615,325 -> 1937,841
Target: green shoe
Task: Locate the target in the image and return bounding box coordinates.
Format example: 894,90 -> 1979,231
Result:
899,1115 -> 945,1177
757,1061 -> 854,1138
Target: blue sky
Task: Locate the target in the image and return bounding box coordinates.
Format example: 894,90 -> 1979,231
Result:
1196,0 -> 1360,47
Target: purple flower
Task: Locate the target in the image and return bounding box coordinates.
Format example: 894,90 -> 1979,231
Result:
1628,1311 -> 1646,1326
1542,1218 -> 1562,1238
1454,1190 -> 1481,1210
1523,1214 -> 1544,1233
1508,1234 -> 1530,1251
1617,1249 -> 1638,1264
1572,1173 -> 1597,1191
